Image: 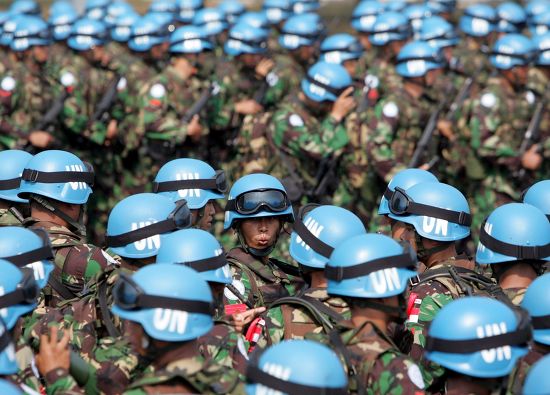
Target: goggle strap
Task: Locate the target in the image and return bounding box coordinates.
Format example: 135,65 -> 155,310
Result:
292,218 -> 333,258
22,168 -> 94,186
531,314 -> 550,330
383,187 -> 393,201
0,327 -> 11,354
305,74 -> 348,97
179,254 -> 227,272
396,55 -> 444,65
407,201 -> 472,226
3,245 -> 54,268
0,177 -> 21,190
227,35 -> 266,48
425,323 -> 532,354
0,288 -> 28,309
153,178 -> 218,193
105,219 -> 175,248
479,219 -> 550,260
246,365 -> 347,395
325,252 -> 416,281
136,294 -> 213,315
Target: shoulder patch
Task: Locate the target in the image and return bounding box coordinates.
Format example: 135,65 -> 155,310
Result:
266,71 -> 279,87
382,101 -> 399,118
149,83 -> 166,99
480,92 -> 497,109
1,76 -> 16,91
237,336 -> 249,360
224,279 -> 246,301
60,72 -> 75,87
364,74 -> 380,89
289,113 -> 304,127
211,81 -> 221,96
101,249 -> 119,266
407,363 -> 425,389
117,77 -> 127,91
525,90 -> 536,105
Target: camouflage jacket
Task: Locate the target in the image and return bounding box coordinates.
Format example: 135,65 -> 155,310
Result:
0,208 -> 22,227
503,287 -> 526,306
124,340 -> 244,395
259,287 -> 349,347
224,247 -> 305,309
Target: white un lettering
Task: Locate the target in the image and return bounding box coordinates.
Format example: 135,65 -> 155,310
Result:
177,172 -> 201,198
477,322 -> 512,363
131,222 -> 161,251
477,222 -> 493,254
255,363 -> 291,395
295,217 -> 324,251
371,268 -> 400,294
422,217 -> 449,237
65,165 -> 87,191
153,309 -> 188,334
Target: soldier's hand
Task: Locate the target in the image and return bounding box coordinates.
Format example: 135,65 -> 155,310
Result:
330,87 -> 356,122
235,99 -> 263,115
521,144 -> 543,171
106,119 -> 118,141
29,131 -> 54,148
230,307 -> 266,333
255,58 -> 275,79
437,119 -> 455,141
187,115 -> 202,142
36,326 -> 71,376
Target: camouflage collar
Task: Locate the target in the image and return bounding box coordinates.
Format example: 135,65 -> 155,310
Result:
345,320 -> 398,351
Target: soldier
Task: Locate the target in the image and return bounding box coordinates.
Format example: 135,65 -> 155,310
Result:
156,229 -> 250,374
260,205 -> 366,346
404,3 -> 437,34
223,174 -> 304,328
218,0 -> 246,27
105,3 -> 140,67
496,2 -> 527,36
245,340 -> 348,394
176,0 -> 205,26
476,203 -> 550,305
47,1 -> 78,64
351,0 -> 385,69
84,0 -> 109,21
18,150 -> 118,307
424,297 -> 530,394
192,7 -> 229,55
148,0 -> 178,14
0,318 -> 18,385
0,150 -> 32,226
324,233 -> 427,394
508,274 -> 550,393
523,355 -> 550,395
262,0 -> 293,50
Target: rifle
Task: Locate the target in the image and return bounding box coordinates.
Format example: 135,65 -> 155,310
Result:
408,78 -> 473,168
87,74 -> 122,128
515,89 -> 548,182
34,90 -> 69,131
309,153 -> 341,203
253,76 -> 270,106
180,82 -> 219,124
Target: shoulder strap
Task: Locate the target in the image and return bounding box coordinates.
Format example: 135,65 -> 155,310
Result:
328,329 -> 366,395
47,274 -> 78,301
269,296 -> 341,334
98,279 -> 120,338
269,258 -> 302,278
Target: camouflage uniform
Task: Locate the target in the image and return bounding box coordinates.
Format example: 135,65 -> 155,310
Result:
198,321 -> 249,375
0,208 -> 22,227
503,287 -> 526,306
259,287 -> 349,347
123,341 -> 244,395
527,67 -> 550,182
451,39 -> 492,89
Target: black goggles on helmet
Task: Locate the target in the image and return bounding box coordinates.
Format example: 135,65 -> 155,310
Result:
152,170 -> 227,194
304,74 -> 350,98
0,268 -> 40,309
105,199 -> 192,248
177,254 -> 227,273
425,317 -> 532,354
325,242 -> 418,282
292,204 -> 334,259
1,228 -> 54,269
225,189 -> 290,215
113,273 -> 214,315
479,218 -> 550,260
388,187 -> 472,226
22,162 -> 95,187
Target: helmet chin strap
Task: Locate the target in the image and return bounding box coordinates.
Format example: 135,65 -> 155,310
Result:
414,231 -> 449,263
30,194 -> 87,239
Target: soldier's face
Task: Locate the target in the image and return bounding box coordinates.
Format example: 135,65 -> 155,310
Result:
425,68 -> 443,86
192,202 -> 216,230
240,53 -> 263,68
32,45 -> 49,63
391,220 -> 417,251
343,59 -> 358,78
506,65 -> 528,87
358,34 -> 371,51
239,217 -> 282,250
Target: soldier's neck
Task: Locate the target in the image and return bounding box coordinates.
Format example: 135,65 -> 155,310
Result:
424,242 -> 458,269
0,200 -> 10,210
498,263 -> 537,290
31,207 -> 69,228
403,81 -> 424,99
351,306 -> 389,336
309,270 -> 327,288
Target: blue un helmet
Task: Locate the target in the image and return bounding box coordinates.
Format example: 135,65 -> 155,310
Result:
169,25 -> 213,53
224,173 -> 294,230
425,296 -> 530,378
490,34 -> 536,70
426,0 -> 456,15
9,0 -> 40,15
128,13 -> 172,52
532,31 -> 550,65
404,3 -> 434,33
530,10 -> 550,35
105,193 -> 191,259
263,0 -> 292,25
237,11 -> 270,32
279,13 -> 324,50
292,0 -> 320,14
193,8 -> 228,39
351,1 -> 384,34
290,205 -> 366,269
0,318 -> 17,375
149,0 -> 177,14
0,150 -> 32,203
369,11 -> 411,46
459,4 -> 497,38
153,159 -> 226,209
68,18 -> 108,51
320,33 -> 364,64
111,11 -> 140,43
0,259 -> 40,329
176,0 -> 204,24
0,15 -> 27,47
0,227 -> 54,289
0,380 -> 21,395
521,273 -> 550,345
301,61 -> 352,102
10,15 -> 51,52
246,340 -> 347,395
326,233 -> 418,301
396,40 -> 445,78
496,2 -> 527,33
104,2 -> 136,27
523,354 -> 550,394
523,180 -> 550,218
526,0 -> 550,24
387,181 -> 471,242
417,16 -> 459,50
85,0 -> 109,20
111,264 -> 214,342
476,203 -> 550,264
156,229 -> 231,285
378,168 -> 438,215
218,0 -> 245,26
224,22 -> 268,56
48,2 -> 78,41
